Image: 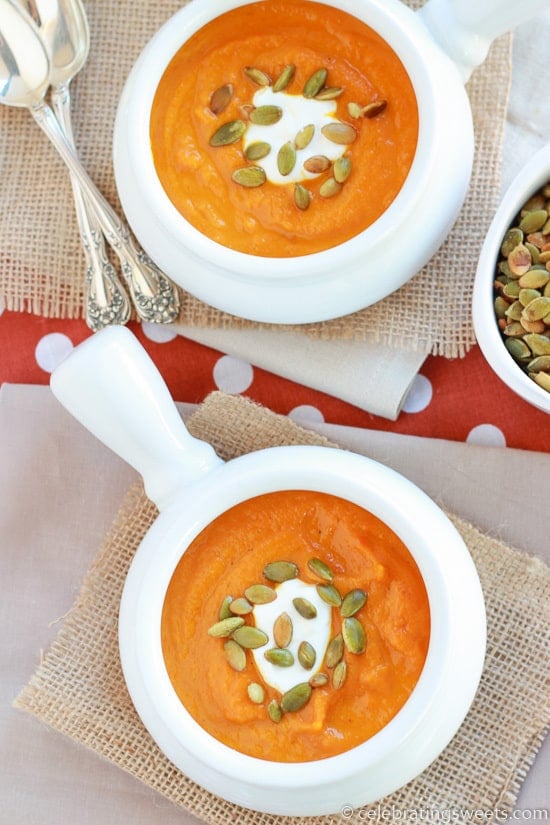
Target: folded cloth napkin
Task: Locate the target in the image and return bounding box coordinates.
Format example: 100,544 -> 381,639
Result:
175,324 -> 428,421
2,384 -> 548,825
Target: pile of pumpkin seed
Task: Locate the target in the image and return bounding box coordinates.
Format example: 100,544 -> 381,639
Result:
493,182 -> 550,392
208,63 -> 386,210
207,557 -> 368,724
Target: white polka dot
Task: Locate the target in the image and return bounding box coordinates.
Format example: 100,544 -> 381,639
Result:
141,322 -> 178,343
401,374 -> 433,413
213,355 -> 254,393
466,424 -> 506,448
35,333 -> 74,373
288,405 -> 325,423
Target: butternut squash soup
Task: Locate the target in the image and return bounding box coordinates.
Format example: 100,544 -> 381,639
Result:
150,0 -> 419,257
161,490 -> 430,762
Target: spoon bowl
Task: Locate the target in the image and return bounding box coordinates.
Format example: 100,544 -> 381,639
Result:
0,0 -> 50,107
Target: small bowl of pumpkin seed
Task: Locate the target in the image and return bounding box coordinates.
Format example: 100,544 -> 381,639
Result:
473,144 -> 550,413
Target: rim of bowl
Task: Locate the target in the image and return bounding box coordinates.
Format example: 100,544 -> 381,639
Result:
118,0 -> 450,281
120,446 -> 486,792
473,143 -> 550,414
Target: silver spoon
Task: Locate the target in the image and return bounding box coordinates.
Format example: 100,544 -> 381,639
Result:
0,0 -> 181,325
18,0 -> 131,330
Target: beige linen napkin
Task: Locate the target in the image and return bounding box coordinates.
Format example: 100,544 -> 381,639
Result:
2,384 -> 548,825
0,0 -> 517,419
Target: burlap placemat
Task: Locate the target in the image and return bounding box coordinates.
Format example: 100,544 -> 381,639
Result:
14,392 -> 550,822
0,0 -> 511,356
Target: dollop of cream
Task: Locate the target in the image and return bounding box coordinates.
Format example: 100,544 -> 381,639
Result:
243,87 -> 347,185
252,578 -> 332,694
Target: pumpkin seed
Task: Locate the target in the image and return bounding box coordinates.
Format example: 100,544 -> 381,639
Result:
231,166 -> 266,187
519,288 -> 541,307
315,86 -> 343,100
505,301 -> 523,321
219,595 -> 233,620
527,355 -> 550,372
523,296 -> 550,321
303,155 -> 331,174
307,557 -> 334,582
244,141 -> 271,161
501,228 -> 524,257
347,102 -> 364,118
249,105 -> 283,125
247,682 -> 265,703
303,68 -> 328,98
294,124 -> 315,150
244,66 -> 271,86
526,242 -> 541,264
309,672 -> 329,687
532,371 -> 550,390
348,99 -> 387,118
503,281 -> 520,299
325,633 -> 344,668
522,194 -> 546,214
277,141 -> 297,176
293,183 -> 311,211
508,244 -> 532,277
245,584 -> 277,604
292,597 -> 317,619
209,83 -> 233,115
340,588 -> 367,617
332,661 -> 347,689
319,177 -> 342,198
267,699 -> 282,723
209,120 -> 247,147
316,583 -> 342,606
263,561 -> 299,582
523,333 -> 550,355
281,682 -> 312,712
504,338 -> 531,361
361,99 -> 387,118
342,617 -> 366,654
494,296 -> 509,319
208,616 -> 245,637
224,639 -> 247,671
229,597 -> 253,615
504,321 -> 526,337
321,122 -> 357,145
519,210 -> 548,234
232,626 -> 269,648
518,270 -> 549,289
273,63 -> 295,92
521,318 -> 546,333
264,647 -> 294,666
273,612 -> 293,647
298,641 -> 316,670
333,156 -> 352,183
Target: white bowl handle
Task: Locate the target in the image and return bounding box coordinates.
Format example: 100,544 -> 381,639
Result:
419,0 -> 550,81
50,326 -> 224,511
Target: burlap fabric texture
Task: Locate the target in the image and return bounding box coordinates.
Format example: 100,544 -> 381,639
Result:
15,392 -> 550,824
0,0 -> 511,356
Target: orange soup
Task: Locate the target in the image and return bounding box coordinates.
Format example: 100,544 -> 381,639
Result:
161,490 -> 430,762
150,0 -> 418,257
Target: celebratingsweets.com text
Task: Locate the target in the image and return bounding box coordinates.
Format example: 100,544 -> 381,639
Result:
339,805 -> 549,822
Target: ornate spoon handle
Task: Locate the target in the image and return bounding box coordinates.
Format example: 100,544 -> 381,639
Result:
32,99 -> 181,324
52,82 -> 131,331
